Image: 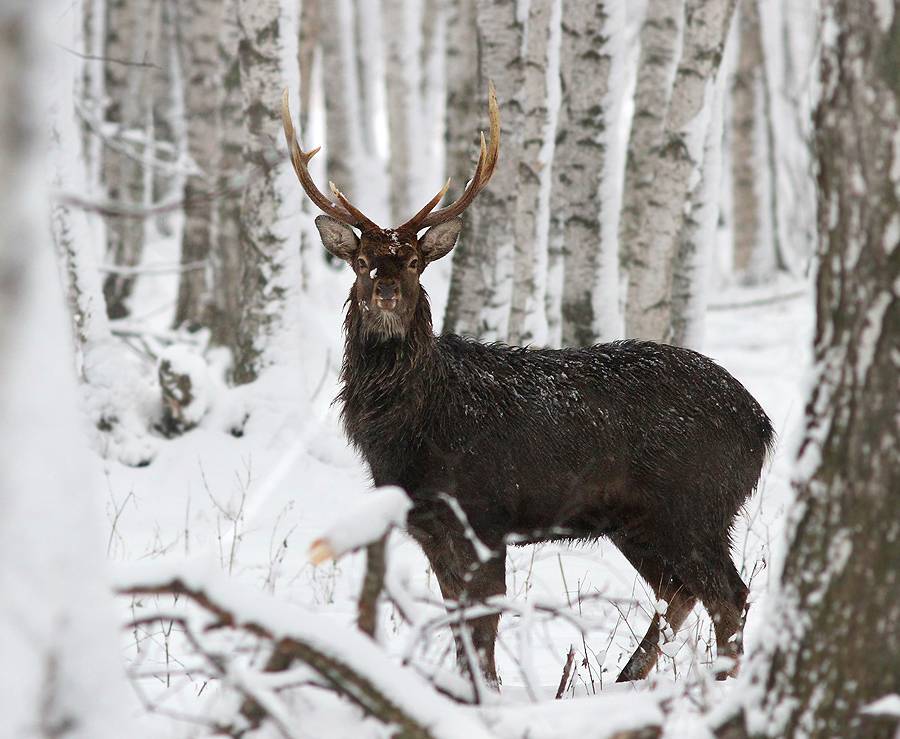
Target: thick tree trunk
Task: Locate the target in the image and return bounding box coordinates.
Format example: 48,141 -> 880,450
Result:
730,0 -> 763,276
205,0 -> 244,355
620,0 -> 736,342
384,0 -> 422,223
172,0 -> 229,333
442,0 -> 524,340
618,0 -> 684,340
232,0 -> 296,385
444,0 -> 479,208
731,3 -> 900,737
555,0 -> 623,347
321,0 -> 363,208
669,50 -> 728,350
507,0 -> 555,347
100,0 -> 156,318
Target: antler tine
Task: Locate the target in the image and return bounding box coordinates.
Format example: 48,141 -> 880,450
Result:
400,80 -> 501,233
282,88 -> 380,231
328,182 -> 381,233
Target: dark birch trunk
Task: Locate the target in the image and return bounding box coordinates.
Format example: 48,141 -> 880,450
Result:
100,0 -> 156,318
721,3 -> 900,737
172,0 -> 230,333
730,0 -> 763,276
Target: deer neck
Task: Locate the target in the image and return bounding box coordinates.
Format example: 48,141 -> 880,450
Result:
339,290 -> 437,433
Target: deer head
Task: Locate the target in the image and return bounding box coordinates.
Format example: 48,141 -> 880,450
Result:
282,83 -> 500,339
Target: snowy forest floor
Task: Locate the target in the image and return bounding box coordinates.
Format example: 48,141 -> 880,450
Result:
97,264 -> 813,738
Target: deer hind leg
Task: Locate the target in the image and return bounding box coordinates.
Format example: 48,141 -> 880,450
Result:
615,541 -> 698,682
670,540 -> 749,680
418,532 -> 507,690
706,559 -> 749,680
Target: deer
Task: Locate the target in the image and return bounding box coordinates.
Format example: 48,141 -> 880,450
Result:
282,82 -> 775,690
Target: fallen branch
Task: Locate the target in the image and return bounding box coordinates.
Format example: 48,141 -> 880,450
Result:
115,559 -> 493,739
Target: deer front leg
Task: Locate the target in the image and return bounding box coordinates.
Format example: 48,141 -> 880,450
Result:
417,530 -> 507,691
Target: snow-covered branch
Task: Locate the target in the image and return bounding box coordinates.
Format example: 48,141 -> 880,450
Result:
115,558 -> 493,739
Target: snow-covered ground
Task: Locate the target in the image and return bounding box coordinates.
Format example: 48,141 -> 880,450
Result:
94,247 -> 813,736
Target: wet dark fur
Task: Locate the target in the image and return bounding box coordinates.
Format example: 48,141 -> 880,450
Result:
339,288 -> 775,686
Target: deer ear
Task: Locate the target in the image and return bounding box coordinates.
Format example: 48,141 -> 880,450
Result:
418,218 -> 462,266
315,215 -> 359,262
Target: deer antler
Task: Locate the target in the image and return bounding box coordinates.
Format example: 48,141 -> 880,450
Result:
399,80 -> 501,233
281,88 -> 381,232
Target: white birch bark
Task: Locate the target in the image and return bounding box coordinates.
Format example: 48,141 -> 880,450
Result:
384,0 -> 425,222
553,0 -> 625,347
232,0 -> 301,384
507,0 -> 555,347
669,44 -> 728,350
620,0 -> 737,342
320,0 -> 370,214
443,0 -> 523,340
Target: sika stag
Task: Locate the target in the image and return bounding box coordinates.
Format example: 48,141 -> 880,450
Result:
282,84 -> 774,688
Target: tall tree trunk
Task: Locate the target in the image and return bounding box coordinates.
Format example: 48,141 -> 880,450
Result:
101,0 -> 157,318
443,0 -> 524,340
205,0 -> 244,355
444,0 -> 479,208
723,3 -> 900,737
620,0 -> 736,342
669,54 -> 727,349
172,0 -> 230,333
730,0 -> 764,277
555,0 -> 624,347
232,0 -> 297,384
507,0 -> 555,346
321,0 -> 363,209
384,0 -> 421,222
618,0 -> 684,340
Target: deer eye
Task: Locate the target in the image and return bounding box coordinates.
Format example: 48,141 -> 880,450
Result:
357,258 -> 368,271
408,258 -> 418,271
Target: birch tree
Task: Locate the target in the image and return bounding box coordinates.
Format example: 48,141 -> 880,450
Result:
384,0 -> 422,222
443,0 -> 524,340
553,0 -> 624,347
669,49 -> 728,349
718,3 -> 900,737
172,0 -> 232,335
444,0 -> 479,208
507,0 -> 555,346
100,0 -> 157,318
730,0 -> 764,276
620,0 -> 737,342
232,0 -> 299,384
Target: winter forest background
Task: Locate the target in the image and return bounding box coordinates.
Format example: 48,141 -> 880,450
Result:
4,0 -> 900,736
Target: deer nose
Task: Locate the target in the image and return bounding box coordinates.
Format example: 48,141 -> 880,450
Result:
376,281 -> 398,301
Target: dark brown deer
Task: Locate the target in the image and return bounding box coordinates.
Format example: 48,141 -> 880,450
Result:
282,83 -> 774,689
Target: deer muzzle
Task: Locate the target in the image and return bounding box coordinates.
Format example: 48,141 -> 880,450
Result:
374,280 -> 399,310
